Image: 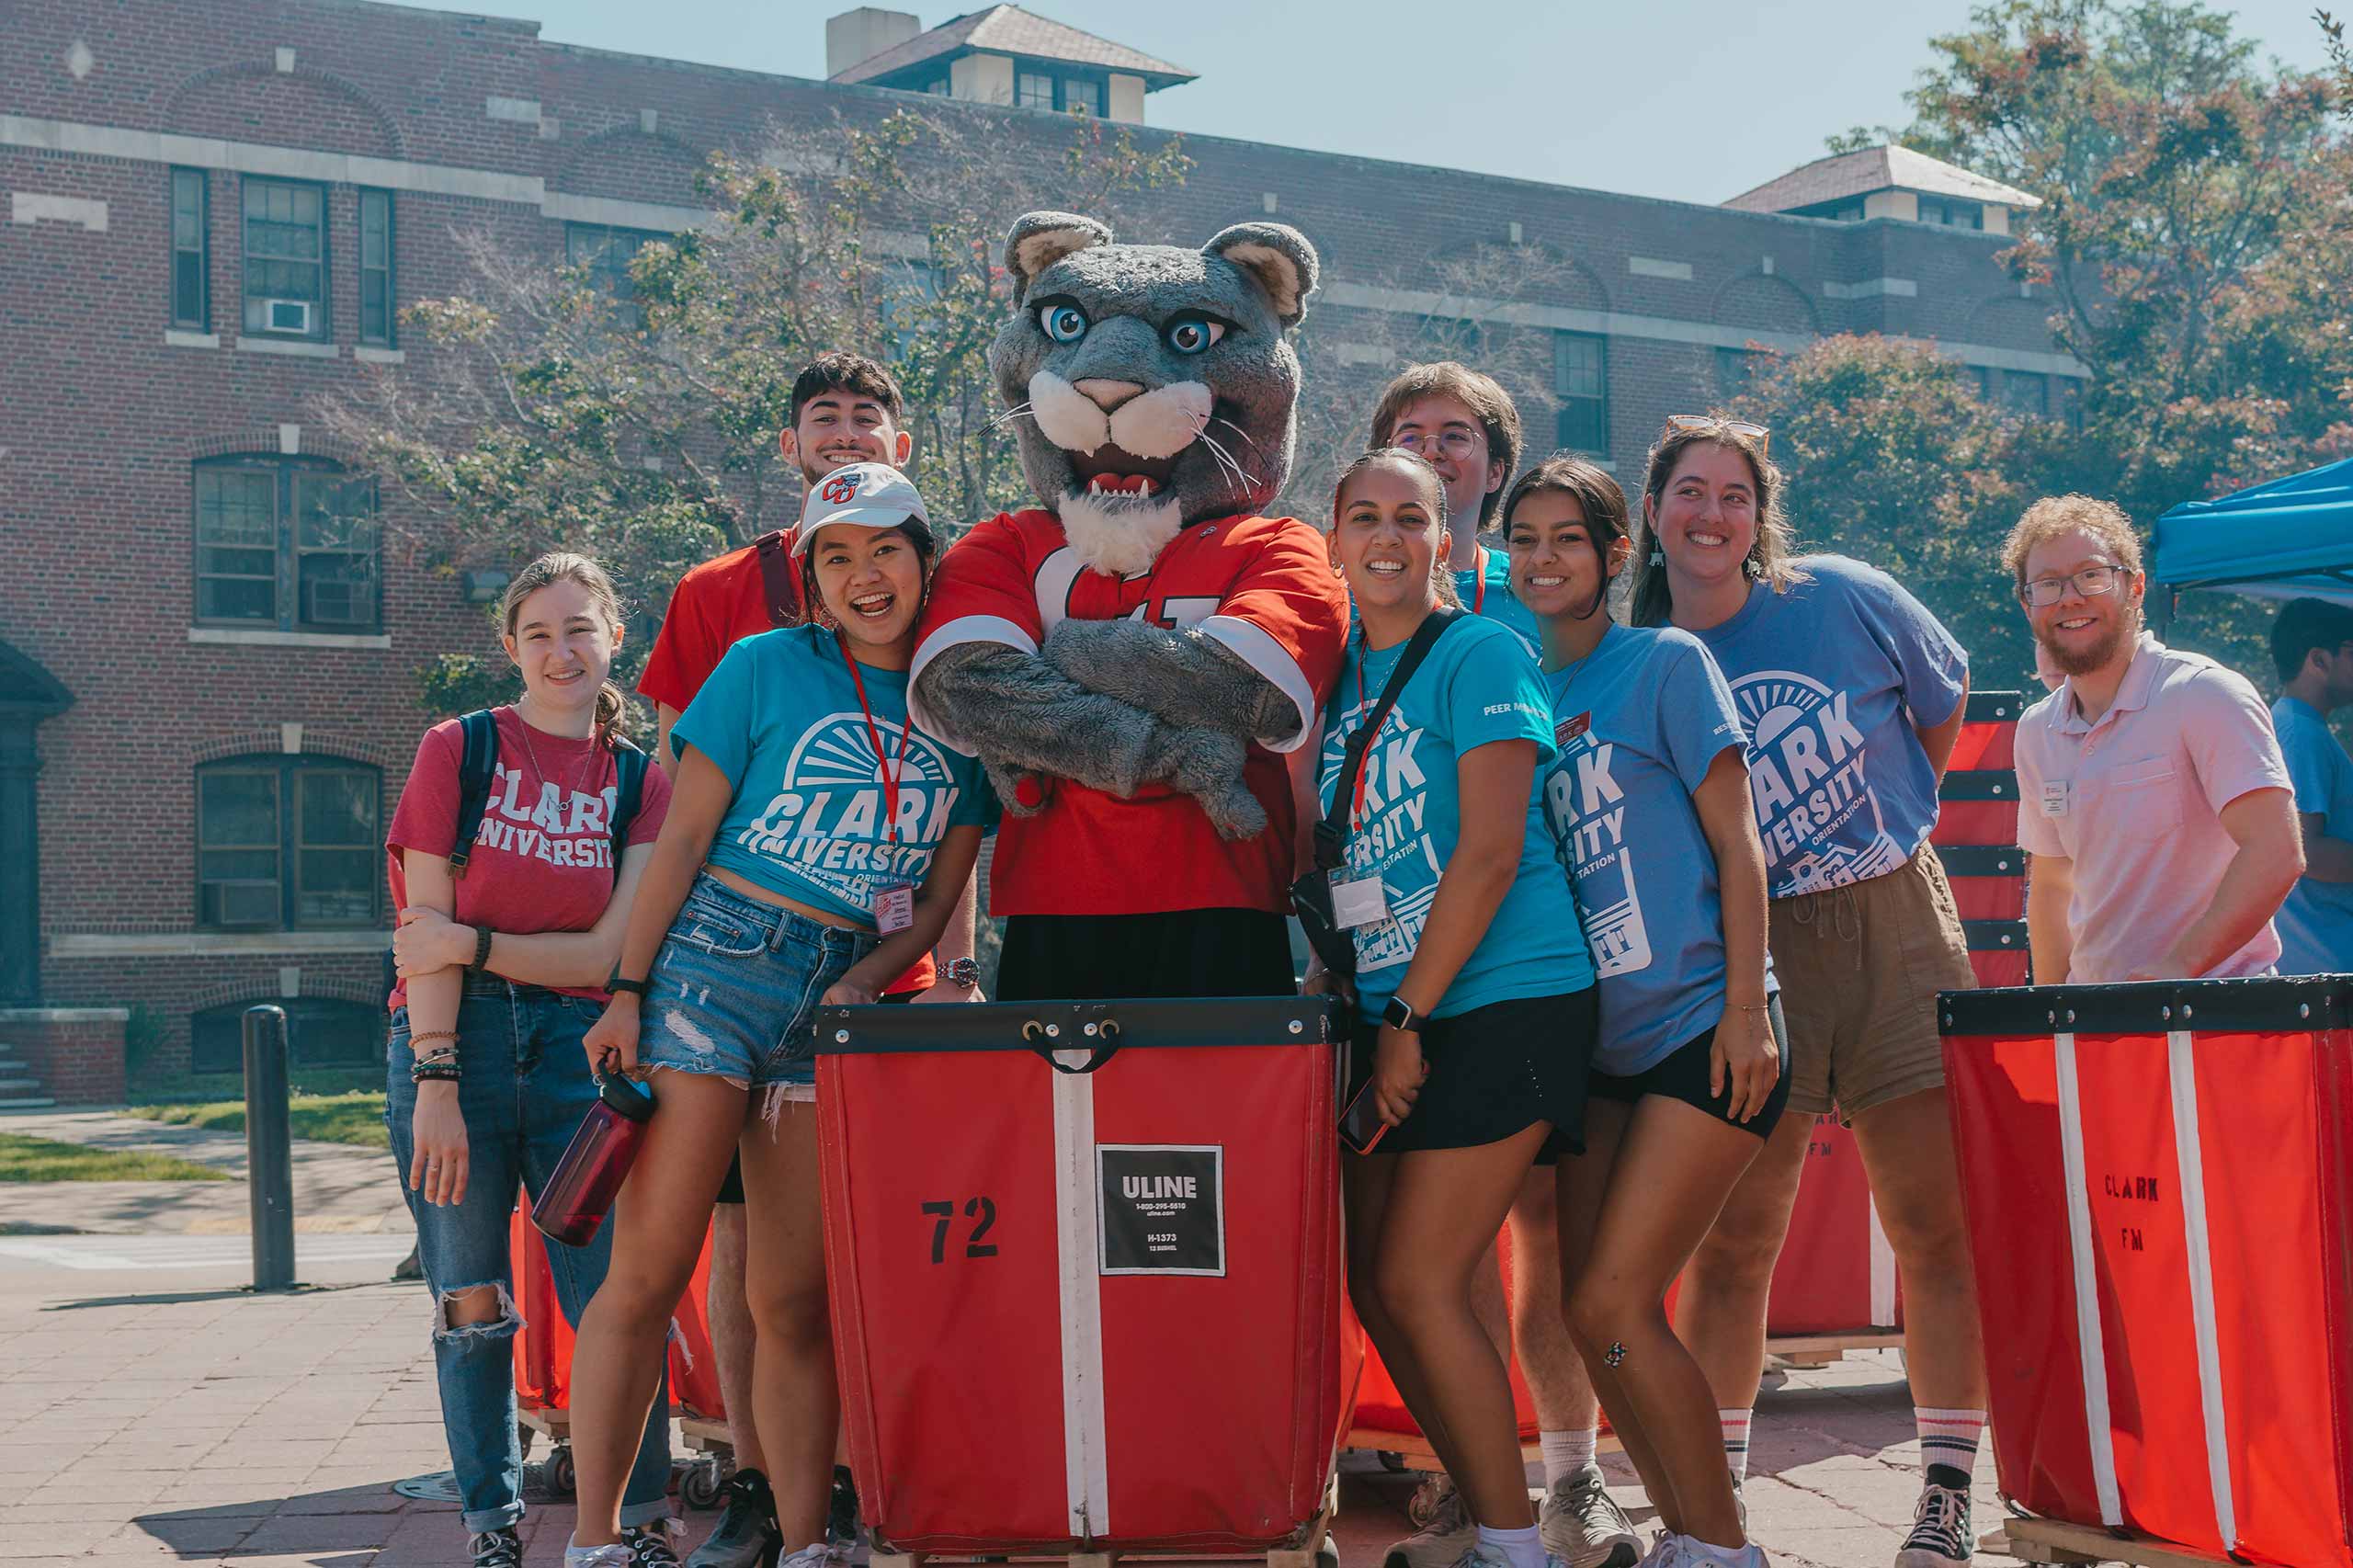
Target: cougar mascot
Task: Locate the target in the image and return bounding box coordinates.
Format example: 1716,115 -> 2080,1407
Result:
908,212 -> 1349,1003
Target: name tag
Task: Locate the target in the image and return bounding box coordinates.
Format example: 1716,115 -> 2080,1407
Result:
1556,711 -> 1592,744
1331,874 -> 1390,929
874,882 -> 915,935
2040,779 -> 2072,818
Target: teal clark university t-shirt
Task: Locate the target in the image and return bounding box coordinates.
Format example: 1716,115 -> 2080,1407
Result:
1315,614 -> 1594,1022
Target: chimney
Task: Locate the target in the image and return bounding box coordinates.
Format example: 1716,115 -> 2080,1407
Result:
826,8 -> 922,77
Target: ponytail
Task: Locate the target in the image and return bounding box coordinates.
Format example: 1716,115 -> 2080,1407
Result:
594,680 -> 630,747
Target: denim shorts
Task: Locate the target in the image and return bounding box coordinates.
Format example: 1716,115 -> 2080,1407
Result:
638,871 -> 878,1091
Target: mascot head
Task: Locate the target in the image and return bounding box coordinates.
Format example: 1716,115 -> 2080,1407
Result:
993,211 -> 1319,576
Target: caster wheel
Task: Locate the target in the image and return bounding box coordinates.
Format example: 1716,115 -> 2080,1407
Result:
1377,1450 -> 1410,1473
546,1445 -> 577,1498
683,1461 -> 725,1511
518,1423 -> 537,1461
1316,1545 -> 1340,1568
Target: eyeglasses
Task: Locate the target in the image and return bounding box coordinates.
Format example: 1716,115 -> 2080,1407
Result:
1666,415 -> 1770,457
1392,428 -> 1483,460
2020,563 -> 2135,608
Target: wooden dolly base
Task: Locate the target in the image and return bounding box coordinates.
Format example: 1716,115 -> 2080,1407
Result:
1984,1517 -> 2238,1566
1767,1329 -> 1904,1369
874,1478 -> 1339,1568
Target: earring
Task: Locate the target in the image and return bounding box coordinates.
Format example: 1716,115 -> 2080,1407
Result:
1649,548 -> 1665,566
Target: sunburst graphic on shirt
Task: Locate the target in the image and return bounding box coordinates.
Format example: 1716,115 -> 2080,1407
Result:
1728,668 -> 1902,892
781,712 -> 958,790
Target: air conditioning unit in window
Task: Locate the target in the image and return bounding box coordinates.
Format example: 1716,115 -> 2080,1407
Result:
265,299 -> 313,335
303,578 -> 369,628
215,881 -> 281,927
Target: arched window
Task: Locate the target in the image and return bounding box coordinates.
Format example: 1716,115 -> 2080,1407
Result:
193,455 -> 379,631
190,996 -> 386,1075
196,754 -> 381,930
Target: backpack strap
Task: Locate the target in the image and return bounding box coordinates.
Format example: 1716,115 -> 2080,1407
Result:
608,736 -> 649,879
754,529 -> 798,628
1312,608 -> 1464,873
448,709 -> 502,877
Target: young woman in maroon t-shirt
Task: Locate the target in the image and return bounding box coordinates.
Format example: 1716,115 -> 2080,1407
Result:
382,552 -> 680,1568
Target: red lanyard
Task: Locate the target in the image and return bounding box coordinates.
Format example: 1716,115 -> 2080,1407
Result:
1471,545 -> 1487,616
839,634 -> 914,845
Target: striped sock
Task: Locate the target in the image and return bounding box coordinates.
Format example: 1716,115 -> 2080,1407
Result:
1719,1407 -> 1752,1484
1916,1406 -> 1986,1490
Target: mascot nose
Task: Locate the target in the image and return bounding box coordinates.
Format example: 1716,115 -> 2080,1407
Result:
1073,378 -> 1146,413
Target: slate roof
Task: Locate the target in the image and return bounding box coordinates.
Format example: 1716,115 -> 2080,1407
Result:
829,6 -> 1196,90
1724,144 -> 2040,214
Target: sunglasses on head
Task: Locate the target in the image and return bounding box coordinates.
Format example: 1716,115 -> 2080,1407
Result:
1665,415 -> 1770,457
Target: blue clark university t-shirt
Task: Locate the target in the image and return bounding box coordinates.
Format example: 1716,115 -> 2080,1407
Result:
1543,624 -> 1775,1075
1688,556 -> 1968,900
2270,695 -> 2353,974
1316,616 -> 1594,1021
672,625 -> 992,926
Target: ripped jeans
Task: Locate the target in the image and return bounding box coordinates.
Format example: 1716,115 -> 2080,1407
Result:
386,978 -> 673,1533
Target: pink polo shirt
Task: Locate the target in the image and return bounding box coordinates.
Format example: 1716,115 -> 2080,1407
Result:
2015,633 -> 2291,983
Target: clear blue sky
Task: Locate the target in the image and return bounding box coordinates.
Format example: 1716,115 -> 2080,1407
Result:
496,0 -> 2336,206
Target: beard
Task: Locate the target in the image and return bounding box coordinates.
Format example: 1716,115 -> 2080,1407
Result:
2039,606 -> 2139,676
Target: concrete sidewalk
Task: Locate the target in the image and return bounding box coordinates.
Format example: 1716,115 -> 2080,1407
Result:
1,1109 -> 412,1237
0,1234 -> 2015,1568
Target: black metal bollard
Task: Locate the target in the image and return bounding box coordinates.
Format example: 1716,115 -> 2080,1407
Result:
243,1004 -> 297,1291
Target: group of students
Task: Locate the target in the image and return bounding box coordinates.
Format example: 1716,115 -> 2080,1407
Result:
381,350 -> 1998,1568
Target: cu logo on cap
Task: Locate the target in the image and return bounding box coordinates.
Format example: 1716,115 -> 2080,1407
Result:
820,472 -> 861,506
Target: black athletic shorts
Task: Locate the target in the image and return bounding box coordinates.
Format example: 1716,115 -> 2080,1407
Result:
1350,987 -> 1598,1158
714,990 -> 916,1205
995,908 -> 1296,1003
1586,994 -> 1791,1141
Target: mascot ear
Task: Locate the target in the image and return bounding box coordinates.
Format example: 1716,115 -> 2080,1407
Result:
1004,211 -> 1113,306
1203,223 -> 1320,329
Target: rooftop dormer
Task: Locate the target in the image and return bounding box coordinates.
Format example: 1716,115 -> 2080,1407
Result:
1724,143 -> 2040,235
824,5 -> 1194,123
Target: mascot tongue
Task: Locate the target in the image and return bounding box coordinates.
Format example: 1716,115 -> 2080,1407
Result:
1086,472 -> 1159,497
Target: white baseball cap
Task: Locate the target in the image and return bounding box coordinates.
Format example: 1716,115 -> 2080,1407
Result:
791,461 -> 931,557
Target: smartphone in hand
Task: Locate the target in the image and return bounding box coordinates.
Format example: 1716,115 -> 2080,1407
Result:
1339,1075 -> 1388,1156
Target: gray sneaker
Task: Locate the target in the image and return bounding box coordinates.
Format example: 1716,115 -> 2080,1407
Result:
1383,1475 -> 1475,1568
1538,1465 -> 1640,1568
1443,1547 -> 1565,1568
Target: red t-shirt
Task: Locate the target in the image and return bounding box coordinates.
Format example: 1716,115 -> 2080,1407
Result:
909,509 -> 1348,917
384,708 -> 674,1008
639,531 -> 936,992
637,535 -> 801,714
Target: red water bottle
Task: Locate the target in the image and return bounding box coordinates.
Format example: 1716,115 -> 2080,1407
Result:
533,1074 -> 656,1245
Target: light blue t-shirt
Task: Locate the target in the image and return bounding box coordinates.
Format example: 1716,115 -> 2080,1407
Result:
1457,543 -> 1541,656
673,626 -> 991,926
2270,696 -> 2353,974
1688,556 -> 1968,899
1316,615 -> 1593,1021
1542,625 -> 1775,1074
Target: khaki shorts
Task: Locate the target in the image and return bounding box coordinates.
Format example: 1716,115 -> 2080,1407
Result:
1770,844 -> 1975,1122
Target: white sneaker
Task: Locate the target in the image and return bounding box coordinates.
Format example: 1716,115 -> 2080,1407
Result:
1442,1545 -> 1563,1568
1383,1476 -> 1476,1568
1680,1540 -> 1766,1567
566,1541 -> 635,1568
779,1546 -> 830,1568
1893,1483 -> 1972,1565
1538,1465 -> 1641,1568
1633,1535 -> 1685,1568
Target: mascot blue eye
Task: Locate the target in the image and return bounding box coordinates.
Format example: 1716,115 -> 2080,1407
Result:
1040,303 -> 1089,344
1165,317 -> 1227,356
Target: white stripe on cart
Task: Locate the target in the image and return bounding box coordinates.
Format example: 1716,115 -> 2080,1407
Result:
2166,1028 -> 2239,1554
2052,1031 -> 2124,1527
1051,1057 -> 1112,1539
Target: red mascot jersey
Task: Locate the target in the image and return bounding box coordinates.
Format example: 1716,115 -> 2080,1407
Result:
910,508 -> 1348,917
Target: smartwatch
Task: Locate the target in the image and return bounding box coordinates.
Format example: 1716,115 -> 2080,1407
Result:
1382,995 -> 1422,1033
606,967 -> 650,998
467,924 -> 494,973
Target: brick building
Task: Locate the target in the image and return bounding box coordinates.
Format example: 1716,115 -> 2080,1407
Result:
0,0 -> 2076,1090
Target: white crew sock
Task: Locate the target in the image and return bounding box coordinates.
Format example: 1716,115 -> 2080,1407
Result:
1477,1522 -> 1547,1568
1719,1406 -> 1753,1484
1677,1535 -> 1759,1566
1538,1426 -> 1598,1486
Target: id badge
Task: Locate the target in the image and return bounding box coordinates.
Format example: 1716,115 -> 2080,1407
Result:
874,882 -> 915,935
1330,873 -> 1390,929
2040,778 -> 2072,818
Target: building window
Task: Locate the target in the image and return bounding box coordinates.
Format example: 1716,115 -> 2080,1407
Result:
565,223 -> 658,301
1553,333 -> 1608,456
1017,69 -> 1054,110
1714,347 -> 1769,401
190,996 -> 387,1074
920,72 -> 951,96
1064,77 -> 1101,116
242,177 -> 328,337
358,188 -> 394,347
197,756 -> 381,932
193,458 -> 380,631
1917,197 -> 1984,230
170,168 -> 210,330
1968,365 -> 1994,400
2000,369 -> 2050,418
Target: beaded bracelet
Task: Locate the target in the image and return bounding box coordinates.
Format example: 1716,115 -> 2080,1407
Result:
410,1029 -> 459,1048
410,1062 -> 460,1085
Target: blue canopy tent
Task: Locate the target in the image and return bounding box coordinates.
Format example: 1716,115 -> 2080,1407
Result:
2153,457 -> 2353,628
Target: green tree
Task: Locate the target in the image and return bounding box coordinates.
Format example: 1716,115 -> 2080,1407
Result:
321,107 -> 1188,716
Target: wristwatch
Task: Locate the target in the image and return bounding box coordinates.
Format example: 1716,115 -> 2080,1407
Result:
942,957 -> 982,990
606,966 -> 650,998
1382,995 -> 1422,1033
467,924 -> 494,973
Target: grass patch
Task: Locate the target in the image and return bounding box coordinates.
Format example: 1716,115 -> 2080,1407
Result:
0,1133 -> 232,1183
124,1090 -> 389,1151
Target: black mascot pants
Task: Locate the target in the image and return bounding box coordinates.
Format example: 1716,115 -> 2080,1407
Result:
995,909 -> 1297,1003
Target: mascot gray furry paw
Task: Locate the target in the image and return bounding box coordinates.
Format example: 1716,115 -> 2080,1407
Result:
905,212 -> 1349,1002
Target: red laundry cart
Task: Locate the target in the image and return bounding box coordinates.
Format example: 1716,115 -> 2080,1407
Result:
817,997 -> 1354,1565
1939,977 -> 2353,1568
